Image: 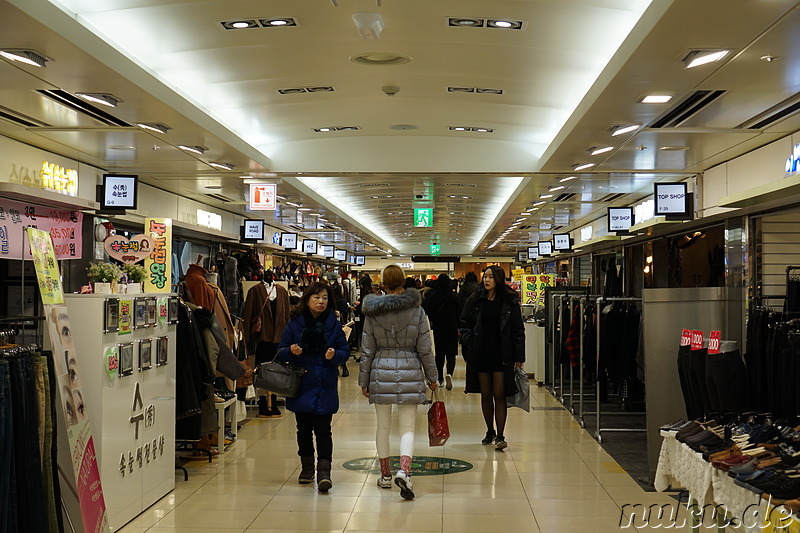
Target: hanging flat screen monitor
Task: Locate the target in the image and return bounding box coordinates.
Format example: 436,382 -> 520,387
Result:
528,246 -> 539,260
538,241 -> 553,256
101,174 -> 138,210
517,251 -> 528,262
654,182 -> 690,218
321,245 -> 335,258
553,233 -> 571,251
302,239 -> 318,254
334,249 -> 347,261
355,255 -> 366,266
607,207 -> 634,233
280,232 -> 298,250
241,219 -> 264,242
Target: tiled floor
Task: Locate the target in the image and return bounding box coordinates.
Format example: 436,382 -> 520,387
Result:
118,368 -> 677,533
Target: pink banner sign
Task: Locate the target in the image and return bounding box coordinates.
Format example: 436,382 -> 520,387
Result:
0,197 -> 83,259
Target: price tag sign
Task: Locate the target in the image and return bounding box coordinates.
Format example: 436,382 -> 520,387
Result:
680,329 -> 692,346
690,330 -> 704,351
707,331 -> 721,354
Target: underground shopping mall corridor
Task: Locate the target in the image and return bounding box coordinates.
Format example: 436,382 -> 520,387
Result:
117,371 -> 676,533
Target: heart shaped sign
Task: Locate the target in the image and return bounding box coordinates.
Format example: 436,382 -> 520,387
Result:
104,234 -> 152,264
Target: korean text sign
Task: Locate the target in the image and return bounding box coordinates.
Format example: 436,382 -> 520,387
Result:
0,197 -> 83,260
144,218 -> 172,292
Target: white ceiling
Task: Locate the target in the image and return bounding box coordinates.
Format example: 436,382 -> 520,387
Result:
2,0 -> 800,257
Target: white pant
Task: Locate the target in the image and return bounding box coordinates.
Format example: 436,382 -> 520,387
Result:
374,404 -> 417,458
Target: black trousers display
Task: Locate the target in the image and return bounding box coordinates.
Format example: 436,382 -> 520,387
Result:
705,350 -> 748,412
295,412 -> 333,460
677,345 -> 714,420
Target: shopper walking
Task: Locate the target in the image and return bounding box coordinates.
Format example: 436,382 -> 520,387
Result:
459,265 -> 525,450
458,272 -> 480,309
423,274 -> 461,391
277,282 -> 350,492
359,265 -> 438,500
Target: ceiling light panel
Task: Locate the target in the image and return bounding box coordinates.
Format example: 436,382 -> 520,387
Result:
75,92 -> 121,107
639,94 -> 673,104
219,19 -> 259,30
0,49 -> 50,67
449,126 -> 494,133
178,144 -> 207,154
447,87 -> 504,95
259,18 -> 299,27
590,146 -> 614,156
446,17 -> 525,30
682,49 -> 730,69
611,124 -> 641,136
136,122 -> 171,134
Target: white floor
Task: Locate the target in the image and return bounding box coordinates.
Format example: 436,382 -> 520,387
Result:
118,366 -> 676,533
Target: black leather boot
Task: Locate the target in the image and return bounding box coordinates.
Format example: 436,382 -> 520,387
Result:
317,459 -> 332,492
298,456 -> 315,484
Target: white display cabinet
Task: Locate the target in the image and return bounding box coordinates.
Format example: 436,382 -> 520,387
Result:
60,293 -> 177,532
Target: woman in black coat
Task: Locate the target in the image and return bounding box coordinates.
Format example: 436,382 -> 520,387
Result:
423,274 -> 461,391
459,265 -> 525,450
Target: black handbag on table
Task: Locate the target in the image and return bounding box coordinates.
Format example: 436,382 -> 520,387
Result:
254,349 -> 306,398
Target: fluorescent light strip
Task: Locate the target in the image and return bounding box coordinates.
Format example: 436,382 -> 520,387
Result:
573,163 -> 595,171
560,176 -> 577,182
612,124 -> 640,136
590,146 -> 614,156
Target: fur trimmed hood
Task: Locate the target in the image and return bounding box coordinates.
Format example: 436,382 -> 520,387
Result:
362,289 -> 421,317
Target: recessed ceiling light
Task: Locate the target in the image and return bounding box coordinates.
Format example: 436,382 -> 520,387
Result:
75,92 -> 120,107
350,52 -> 411,66
573,163 -> 595,171
136,122 -> 171,134
315,127 -> 335,132
519,212 -> 531,216
539,194 -> 553,199
682,49 -> 730,69
639,95 -> 673,104
761,55 -> 779,63
219,20 -> 259,29
659,145 -> 689,151
450,126 -> 469,131
548,185 -> 565,192
611,124 -> 641,136
0,49 -> 50,67
487,19 -> 523,29
259,18 -> 298,27
298,208 -> 311,211
448,17 -> 484,27
178,145 -> 207,155
590,146 -> 614,156
560,176 -> 577,182
208,161 -> 235,171
473,128 -> 492,133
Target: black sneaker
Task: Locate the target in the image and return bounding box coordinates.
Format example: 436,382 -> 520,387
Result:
341,365 -> 350,377
495,436 -> 508,450
481,430 -> 496,445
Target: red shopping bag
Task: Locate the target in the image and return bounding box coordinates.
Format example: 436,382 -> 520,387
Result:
428,390 -> 450,446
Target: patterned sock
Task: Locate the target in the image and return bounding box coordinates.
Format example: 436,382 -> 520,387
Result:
379,457 -> 391,478
400,455 -> 412,476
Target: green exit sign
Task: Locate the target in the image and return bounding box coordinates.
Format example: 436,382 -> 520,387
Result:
414,208 -> 433,228
430,244 -> 441,255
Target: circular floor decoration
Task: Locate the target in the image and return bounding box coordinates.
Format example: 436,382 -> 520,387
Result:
343,456 -> 473,476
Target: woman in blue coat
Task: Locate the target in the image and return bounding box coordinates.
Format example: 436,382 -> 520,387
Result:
277,281 -> 350,492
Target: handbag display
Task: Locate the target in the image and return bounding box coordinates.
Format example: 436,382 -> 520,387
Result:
427,389 -> 450,446
506,366 -> 530,412
254,349 -> 306,398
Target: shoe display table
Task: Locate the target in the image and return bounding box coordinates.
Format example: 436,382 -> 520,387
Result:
213,397 -> 237,455
655,433 -> 799,532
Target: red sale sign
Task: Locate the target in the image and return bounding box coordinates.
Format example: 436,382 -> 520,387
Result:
680,329 -> 691,346
690,330 -> 704,351
708,331 -> 721,354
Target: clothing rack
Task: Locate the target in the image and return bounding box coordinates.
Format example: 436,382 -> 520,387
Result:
546,288 -> 589,394
593,296 -> 646,443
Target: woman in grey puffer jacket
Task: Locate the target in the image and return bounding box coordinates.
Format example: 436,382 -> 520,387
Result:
359,265 -> 438,500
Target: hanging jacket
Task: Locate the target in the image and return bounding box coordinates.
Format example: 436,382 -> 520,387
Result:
184,264 -> 215,309
276,309 -> 350,415
241,282 -> 290,345
358,289 -> 437,404
175,302 -> 212,440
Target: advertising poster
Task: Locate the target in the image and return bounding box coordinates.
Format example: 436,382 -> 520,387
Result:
119,299 -> 133,334
26,228 -> 110,533
0,197 -> 83,260
523,274 -> 555,306
144,218 -> 172,293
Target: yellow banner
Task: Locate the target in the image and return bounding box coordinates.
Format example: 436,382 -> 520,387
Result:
522,274 -> 554,305
144,218 -> 172,292
26,227 -> 64,304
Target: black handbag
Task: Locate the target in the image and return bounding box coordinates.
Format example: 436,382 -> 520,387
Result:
254,349 -> 306,398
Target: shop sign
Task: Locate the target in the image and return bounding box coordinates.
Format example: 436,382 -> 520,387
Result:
196,208 -> 222,231
512,268 -> 526,280
786,143 -> 800,175
249,183 -> 276,211
29,228 -> 110,532
414,208 -> 433,228
0,197 -> 83,260
523,274 -> 554,306
580,225 -> 593,242
40,160 -> 78,197
397,262 -> 414,269
121,382 -> 165,478
144,218 -> 172,292
634,199 -> 655,225
104,234 -> 151,264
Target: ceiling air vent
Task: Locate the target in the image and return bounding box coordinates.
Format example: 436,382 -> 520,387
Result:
649,90 -> 726,128
36,89 -> 132,127
358,183 -> 391,188
553,193 -> 575,202
738,92 -> 800,130
203,193 -> 235,203
0,105 -> 50,128
598,192 -> 627,202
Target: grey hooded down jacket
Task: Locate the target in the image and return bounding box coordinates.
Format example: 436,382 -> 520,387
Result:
358,289 -> 438,404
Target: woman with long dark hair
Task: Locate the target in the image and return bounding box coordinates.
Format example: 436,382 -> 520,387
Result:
459,265 -> 525,450
276,282 -> 350,492
423,274 -> 461,390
